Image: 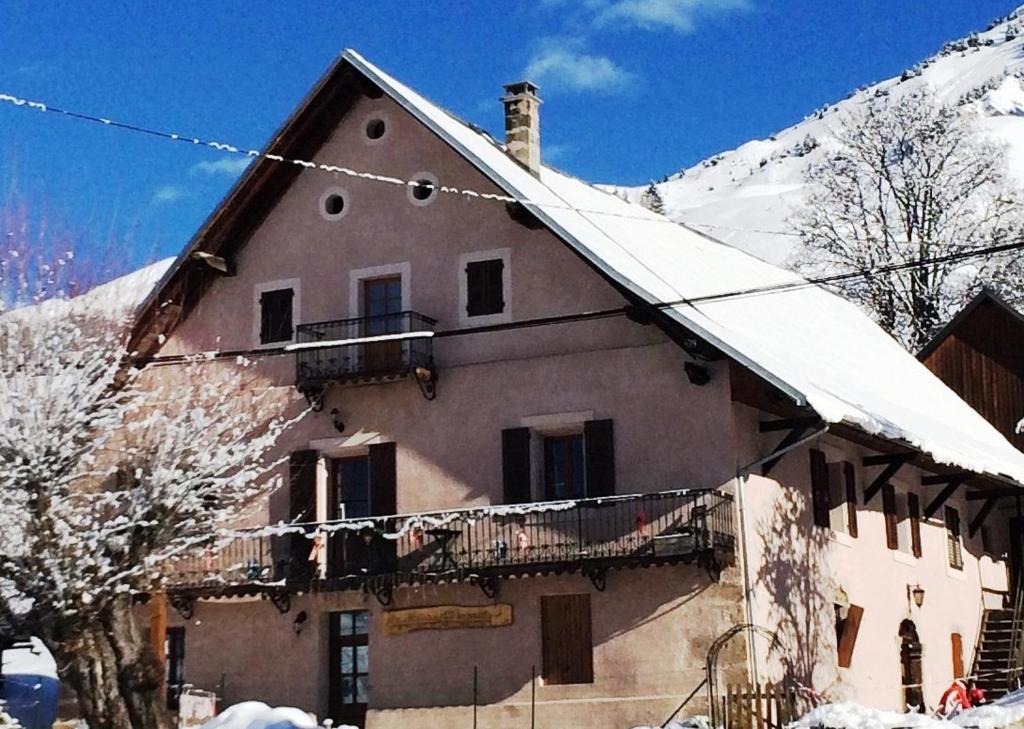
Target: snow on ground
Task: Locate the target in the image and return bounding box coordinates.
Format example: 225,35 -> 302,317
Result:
199,701 -> 328,729
612,7 -> 1024,266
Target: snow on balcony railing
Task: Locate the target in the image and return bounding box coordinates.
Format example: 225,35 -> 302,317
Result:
163,489 -> 734,591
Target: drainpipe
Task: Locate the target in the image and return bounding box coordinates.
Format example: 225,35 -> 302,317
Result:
734,425 -> 829,687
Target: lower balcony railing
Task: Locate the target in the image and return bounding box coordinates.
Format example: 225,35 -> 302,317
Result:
163,489 -> 734,594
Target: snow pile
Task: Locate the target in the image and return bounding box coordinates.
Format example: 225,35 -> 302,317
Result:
611,7 -> 1024,266
789,692 -> 1024,729
199,701 -> 337,729
0,708 -> 19,728
1,638 -> 57,679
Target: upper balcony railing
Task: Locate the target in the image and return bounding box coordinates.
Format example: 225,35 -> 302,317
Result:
294,311 -> 436,389
163,489 -> 735,595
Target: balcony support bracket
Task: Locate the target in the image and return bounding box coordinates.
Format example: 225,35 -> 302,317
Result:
267,590 -> 291,615
299,384 -> 326,413
472,573 -> 499,600
168,594 -> 195,620
365,577 -> 393,607
584,566 -> 608,592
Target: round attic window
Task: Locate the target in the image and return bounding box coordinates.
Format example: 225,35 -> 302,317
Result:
408,172 -> 439,207
319,187 -> 350,220
366,118 -> 386,140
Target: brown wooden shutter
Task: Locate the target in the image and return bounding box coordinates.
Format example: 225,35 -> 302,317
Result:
883,484 -> 898,550
368,442 -> 397,516
951,633 -> 964,678
908,493 -> 923,558
541,594 -> 594,685
584,419 -> 615,498
502,428 -> 532,504
843,461 -> 858,538
837,604 -> 864,668
289,450 -> 318,522
810,449 -> 830,528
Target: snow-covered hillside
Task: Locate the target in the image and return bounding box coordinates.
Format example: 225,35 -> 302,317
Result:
616,7 -> 1024,266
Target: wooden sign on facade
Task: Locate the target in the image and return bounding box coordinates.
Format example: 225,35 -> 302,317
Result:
381,604 -> 513,636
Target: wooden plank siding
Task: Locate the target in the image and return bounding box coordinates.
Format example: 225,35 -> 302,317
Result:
920,295 -> 1024,452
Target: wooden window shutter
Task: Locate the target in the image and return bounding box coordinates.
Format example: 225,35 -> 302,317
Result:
843,461 -> 858,538
837,604 -> 864,668
946,506 -> 963,569
466,259 -> 504,316
883,484 -> 898,550
809,449 -> 830,528
368,442 -> 397,517
502,428 -> 532,504
541,594 -> 594,685
908,493 -> 923,558
584,419 -> 615,498
951,633 -> 964,678
288,450 -> 318,522
260,288 -> 294,344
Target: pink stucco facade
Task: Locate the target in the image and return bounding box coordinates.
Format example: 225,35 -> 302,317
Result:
150,78 -> 1017,728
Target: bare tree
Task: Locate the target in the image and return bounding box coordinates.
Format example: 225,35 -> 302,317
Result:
790,88 -> 1024,350
0,233 -> 304,728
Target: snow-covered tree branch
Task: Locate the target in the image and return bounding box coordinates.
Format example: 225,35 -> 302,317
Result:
790,88 -> 1024,350
0,235 -> 305,728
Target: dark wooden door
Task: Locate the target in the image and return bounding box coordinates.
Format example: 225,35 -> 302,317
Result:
329,611 -> 370,728
541,594 -> 594,685
362,277 -> 402,373
899,620 -> 924,711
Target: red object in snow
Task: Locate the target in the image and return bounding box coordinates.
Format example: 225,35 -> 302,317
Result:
937,680 -> 971,715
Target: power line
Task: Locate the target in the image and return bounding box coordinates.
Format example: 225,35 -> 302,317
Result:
0,90 -> 687,227
146,237 -> 1024,365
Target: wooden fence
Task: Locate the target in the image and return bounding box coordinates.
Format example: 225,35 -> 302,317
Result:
719,682 -> 801,729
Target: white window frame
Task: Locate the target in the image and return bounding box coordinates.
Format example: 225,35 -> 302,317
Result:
253,278 -> 301,349
458,247 -> 512,327
349,262 -> 411,318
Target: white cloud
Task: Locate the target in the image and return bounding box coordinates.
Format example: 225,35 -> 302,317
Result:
152,185 -> 186,204
525,38 -> 637,94
589,0 -> 750,33
190,157 -> 252,177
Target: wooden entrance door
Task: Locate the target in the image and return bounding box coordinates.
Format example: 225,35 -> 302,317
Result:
362,277 -> 402,373
899,620 -> 924,711
329,611 -> 370,728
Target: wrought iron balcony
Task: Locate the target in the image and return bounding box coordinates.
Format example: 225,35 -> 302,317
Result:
163,489 -> 735,599
293,311 -> 436,390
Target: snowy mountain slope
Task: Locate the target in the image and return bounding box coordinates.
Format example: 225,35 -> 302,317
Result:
615,7 -> 1024,266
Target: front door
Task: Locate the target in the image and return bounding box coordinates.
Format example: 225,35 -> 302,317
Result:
362,277 -> 403,373
899,620 -> 924,711
329,610 -> 370,728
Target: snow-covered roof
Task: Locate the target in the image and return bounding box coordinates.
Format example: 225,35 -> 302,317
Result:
345,49 -> 1024,486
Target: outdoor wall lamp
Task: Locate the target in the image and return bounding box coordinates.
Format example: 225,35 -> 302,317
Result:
909,584 -> 925,608
293,610 -> 308,636
330,408 -> 345,434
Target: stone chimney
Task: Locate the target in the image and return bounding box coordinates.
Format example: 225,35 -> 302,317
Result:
502,81 -> 541,175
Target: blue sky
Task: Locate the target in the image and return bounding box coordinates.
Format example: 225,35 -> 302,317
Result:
0,0 -> 1019,273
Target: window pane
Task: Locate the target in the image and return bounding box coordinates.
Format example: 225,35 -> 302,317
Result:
340,676 -> 355,704
356,645 -> 369,672
338,458 -> 371,519
354,611 -> 370,635
356,676 -> 370,704
338,613 -> 354,635
341,646 -> 354,673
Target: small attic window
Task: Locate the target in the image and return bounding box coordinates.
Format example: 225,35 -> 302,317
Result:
408,172 -> 439,207
320,187 -> 350,220
366,118 -> 386,140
